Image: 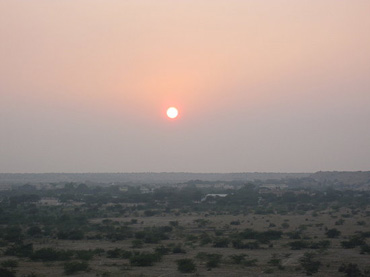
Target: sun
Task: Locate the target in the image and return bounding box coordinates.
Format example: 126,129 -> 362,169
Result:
166,107 -> 178,119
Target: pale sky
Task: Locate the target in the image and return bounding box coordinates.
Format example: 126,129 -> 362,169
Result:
1,1 -> 370,173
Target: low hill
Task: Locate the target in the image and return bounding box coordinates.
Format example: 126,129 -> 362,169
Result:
310,171 -> 370,185
0,172 -> 309,185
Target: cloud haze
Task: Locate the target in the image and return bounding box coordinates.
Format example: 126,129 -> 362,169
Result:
1,1 -> 370,173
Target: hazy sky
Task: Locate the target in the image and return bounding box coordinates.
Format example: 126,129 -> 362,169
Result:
1,1 -> 370,173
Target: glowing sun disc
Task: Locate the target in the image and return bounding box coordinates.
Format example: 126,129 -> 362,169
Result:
166,107 -> 178,119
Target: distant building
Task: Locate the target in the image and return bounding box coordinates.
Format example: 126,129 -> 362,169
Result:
140,187 -> 153,194
201,194 -> 228,202
259,184 -> 288,189
258,184 -> 287,197
39,197 -> 61,206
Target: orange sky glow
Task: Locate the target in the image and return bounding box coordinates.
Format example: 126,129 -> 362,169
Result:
1,1 -> 370,172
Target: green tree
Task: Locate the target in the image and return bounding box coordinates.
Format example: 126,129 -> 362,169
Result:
205,254 -> 222,270
338,263 -> 363,277
0,268 -> 16,277
177,259 -> 196,273
326,228 -> 341,238
64,261 -> 89,275
130,252 -> 161,266
1,260 -> 18,268
299,252 -> 321,275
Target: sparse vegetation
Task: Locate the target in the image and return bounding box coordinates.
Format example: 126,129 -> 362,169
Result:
0,176 -> 369,276
299,252 -> 321,275
64,261 -> 89,275
177,258 -> 196,273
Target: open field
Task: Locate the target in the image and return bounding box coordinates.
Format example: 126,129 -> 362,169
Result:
0,176 -> 370,276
